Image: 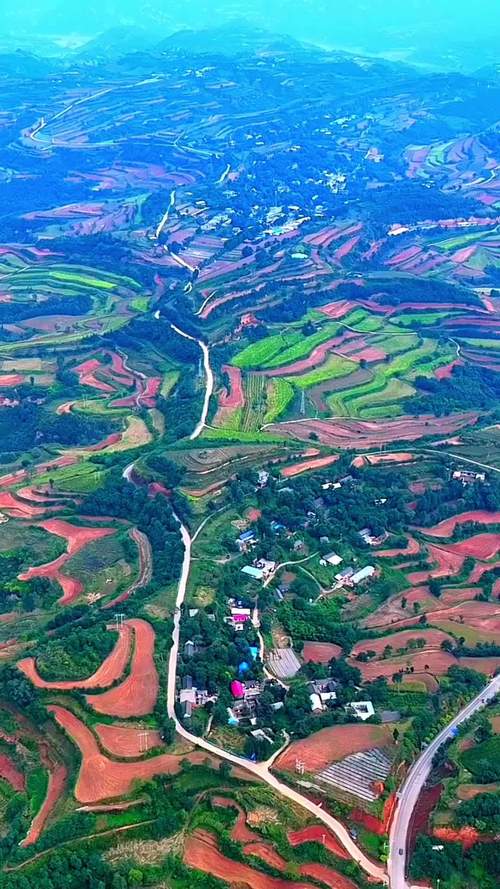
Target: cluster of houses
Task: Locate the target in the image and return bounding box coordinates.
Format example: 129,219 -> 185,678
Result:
179,674 -> 218,719
308,678 -> 375,720
319,551 -> 376,589
452,469 -> 486,484
228,677 -> 283,726
241,559 -> 276,583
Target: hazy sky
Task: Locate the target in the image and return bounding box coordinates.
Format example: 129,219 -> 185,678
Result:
2,0 -> 499,69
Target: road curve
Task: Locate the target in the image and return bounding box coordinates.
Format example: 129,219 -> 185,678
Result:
388,673 -> 500,889
119,328 -> 386,881
167,517 -> 387,883
170,324 -> 213,440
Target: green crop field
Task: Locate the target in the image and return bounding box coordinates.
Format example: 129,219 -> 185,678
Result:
460,338 -> 500,350
391,311 -> 449,327
161,369 -> 180,396
39,460 -> 106,493
232,330 -> 303,369
371,332 -> 420,355
261,322 -> 340,369
352,378 -> 415,417
285,354 -> 354,389
340,308 -> 384,332
326,338 -> 438,416
263,378 -> 294,423
241,374 -> 267,431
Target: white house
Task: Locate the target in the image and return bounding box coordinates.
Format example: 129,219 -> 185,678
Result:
349,701 -> 375,721
351,565 -> 375,585
320,552 -> 343,567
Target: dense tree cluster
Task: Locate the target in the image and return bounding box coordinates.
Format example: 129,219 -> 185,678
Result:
83,470 -> 183,586
35,622 -> 115,682
407,365 -> 500,416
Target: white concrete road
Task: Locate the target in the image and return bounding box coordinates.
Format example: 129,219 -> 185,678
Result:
166,515 -> 388,883
388,673 -> 500,889
170,324 -> 213,440
127,323 -> 499,888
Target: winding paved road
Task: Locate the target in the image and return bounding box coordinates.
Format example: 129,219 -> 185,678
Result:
167,516 -> 387,883
170,324 -> 213,439
125,322 -> 499,887
388,673 -> 500,889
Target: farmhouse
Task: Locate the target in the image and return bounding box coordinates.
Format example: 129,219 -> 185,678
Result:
321,481 -> 341,491
237,529 -> 257,551
349,701 -> 375,721
452,469 -> 486,484
320,552 -> 343,567
227,604 -> 252,630
351,565 -> 375,585
358,527 -> 386,546
257,470 -> 269,487
335,566 -> 354,584
309,678 -> 338,710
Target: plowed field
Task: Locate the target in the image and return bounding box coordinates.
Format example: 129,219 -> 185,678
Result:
95,724 -> 163,757
282,454 -> 339,478
49,706 -> 210,803
184,829 -> 317,889
269,414 -> 476,448
19,519 -> 116,605
302,641 -> 342,663
277,724 -> 393,772
288,824 -> 349,858
422,511 -> 500,537
85,618 -> 158,717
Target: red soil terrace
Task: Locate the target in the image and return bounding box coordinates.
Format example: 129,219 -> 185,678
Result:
184,829 -> 317,889
351,628 -> 453,659
49,706 -> 213,804
435,359 -> 463,380
219,365 -> 244,408
0,491 -> 54,518
212,796 -> 257,842
95,724 -> 163,757
406,544 -> 466,584
351,793 -> 397,837
298,863 -> 357,889
0,373 -> 24,387
288,824 -> 349,859
85,618 -> 158,717
302,641 -> 343,663
21,762 -> 67,846
281,454 -> 339,478
244,841 -> 289,871
353,649 -> 456,681
19,519 -> 116,605
262,332 -> 356,377
376,536 -> 420,558
433,826 -> 480,849
17,621 -> 132,690
270,414 -> 476,449
74,358 -> 115,393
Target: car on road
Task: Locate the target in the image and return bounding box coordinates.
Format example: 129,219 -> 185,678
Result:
399,848 -> 404,856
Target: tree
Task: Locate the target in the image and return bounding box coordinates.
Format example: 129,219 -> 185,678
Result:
160,717 -> 176,745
